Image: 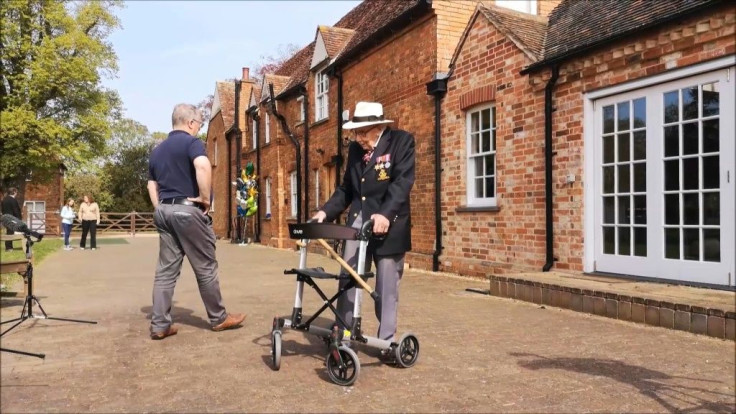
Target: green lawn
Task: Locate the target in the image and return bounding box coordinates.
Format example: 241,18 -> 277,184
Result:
1,237 -> 63,291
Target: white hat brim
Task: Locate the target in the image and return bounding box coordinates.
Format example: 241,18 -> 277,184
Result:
342,119 -> 393,130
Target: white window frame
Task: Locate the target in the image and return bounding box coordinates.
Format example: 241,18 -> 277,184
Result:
584,57 -> 735,287
314,169 -> 320,209
495,0 -> 537,15
24,201 -> 46,233
290,171 -> 298,218
465,104 -> 497,207
315,69 -> 329,122
265,113 -> 271,144
212,138 -> 218,166
297,96 -> 305,122
265,177 -> 272,217
252,119 -> 257,149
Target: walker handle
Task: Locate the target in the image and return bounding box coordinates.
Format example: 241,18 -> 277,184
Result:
360,218 -> 374,240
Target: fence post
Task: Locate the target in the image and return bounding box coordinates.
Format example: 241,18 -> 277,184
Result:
131,211 -> 136,237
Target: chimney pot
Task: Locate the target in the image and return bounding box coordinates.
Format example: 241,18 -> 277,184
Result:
242,67 -> 250,81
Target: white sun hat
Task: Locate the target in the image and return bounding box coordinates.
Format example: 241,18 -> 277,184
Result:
342,101 -> 394,130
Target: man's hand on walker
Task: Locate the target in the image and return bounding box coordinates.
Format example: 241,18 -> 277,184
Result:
371,214 -> 390,235
312,211 -> 327,223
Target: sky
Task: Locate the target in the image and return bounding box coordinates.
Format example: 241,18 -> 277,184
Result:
103,1 -> 361,134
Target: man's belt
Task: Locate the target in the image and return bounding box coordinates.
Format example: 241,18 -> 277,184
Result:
160,198 -> 203,208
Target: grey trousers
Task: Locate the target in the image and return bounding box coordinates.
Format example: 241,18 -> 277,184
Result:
151,204 -> 227,333
336,215 -> 405,341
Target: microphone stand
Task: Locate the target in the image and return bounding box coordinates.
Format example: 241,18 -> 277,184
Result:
1,234 -> 97,359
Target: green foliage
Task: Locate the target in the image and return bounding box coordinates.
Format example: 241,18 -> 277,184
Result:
0,0 -> 123,189
65,118 -> 157,212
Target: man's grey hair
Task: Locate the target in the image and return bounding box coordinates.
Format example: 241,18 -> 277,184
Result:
171,103 -> 201,128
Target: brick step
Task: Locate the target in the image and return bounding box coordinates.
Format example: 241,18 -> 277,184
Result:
486,275 -> 735,341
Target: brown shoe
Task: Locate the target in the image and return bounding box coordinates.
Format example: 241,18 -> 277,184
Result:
212,313 -> 246,332
150,325 -> 178,340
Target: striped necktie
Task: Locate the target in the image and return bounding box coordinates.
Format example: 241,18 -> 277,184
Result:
362,150 -> 373,165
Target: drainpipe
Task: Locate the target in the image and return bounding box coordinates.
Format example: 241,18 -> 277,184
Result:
226,132 -> 232,241
232,79 -> 242,241
330,67 -> 344,191
426,74 -> 448,272
269,83 -> 302,223
543,65 -> 560,272
248,107 -> 262,243
300,85 -> 310,221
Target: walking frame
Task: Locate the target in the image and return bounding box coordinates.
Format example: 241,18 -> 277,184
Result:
1,233 -> 97,359
270,219 -> 419,386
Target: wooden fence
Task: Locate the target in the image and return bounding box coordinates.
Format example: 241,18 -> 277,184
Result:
26,211 -> 156,236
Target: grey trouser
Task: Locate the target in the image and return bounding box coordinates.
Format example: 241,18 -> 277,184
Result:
336,214 -> 405,341
151,204 -> 226,333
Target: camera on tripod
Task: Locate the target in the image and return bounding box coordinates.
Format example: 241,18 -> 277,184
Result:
1,214 -> 43,241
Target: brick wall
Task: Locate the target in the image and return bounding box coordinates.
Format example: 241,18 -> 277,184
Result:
442,14 -> 546,277
432,0 -> 478,72
207,111 -> 230,238
537,0 -> 561,17
439,4 -> 735,278
22,170 -> 64,235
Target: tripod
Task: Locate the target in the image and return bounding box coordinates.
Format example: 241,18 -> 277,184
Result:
1,234 -> 97,359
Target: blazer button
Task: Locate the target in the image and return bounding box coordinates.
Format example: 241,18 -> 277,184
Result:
353,213 -> 358,217
361,196 -> 366,201
361,178 -> 365,182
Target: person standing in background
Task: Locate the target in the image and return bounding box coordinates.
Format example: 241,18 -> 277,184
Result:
1,187 -> 22,251
78,194 -> 100,250
60,198 -> 76,250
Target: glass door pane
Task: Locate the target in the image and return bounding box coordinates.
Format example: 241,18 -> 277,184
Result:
661,82 -> 721,262
601,97 -> 647,257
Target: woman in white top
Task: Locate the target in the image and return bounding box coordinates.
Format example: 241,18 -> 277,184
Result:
78,194 -> 100,250
60,198 -> 76,250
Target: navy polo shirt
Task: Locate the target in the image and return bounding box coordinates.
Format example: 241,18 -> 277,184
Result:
148,130 -> 207,200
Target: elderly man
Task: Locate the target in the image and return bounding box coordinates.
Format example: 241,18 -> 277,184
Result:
313,101 -> 416,346
146,103 -> 245,340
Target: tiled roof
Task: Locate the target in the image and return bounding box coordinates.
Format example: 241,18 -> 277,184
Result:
215,81 -> 235,128
332,0 -> 424,65
318,25 -> 355,59
261,73 -> 290,102
271,0 -> 424,98
478,4 -> 548,61
275,42 -> 315,98
542,0 -> 720,62
248,86 -> 262,109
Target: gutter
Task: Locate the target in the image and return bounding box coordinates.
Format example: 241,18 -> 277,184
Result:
229,79 -> 242,241
269,83 -> 302,223
426,73 -> 448,272
543,65 -> 559,272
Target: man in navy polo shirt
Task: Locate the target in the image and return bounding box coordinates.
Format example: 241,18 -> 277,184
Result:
146,103 -> 245,340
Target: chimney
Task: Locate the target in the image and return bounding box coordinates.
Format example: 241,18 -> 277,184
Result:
242,67 -> 250,81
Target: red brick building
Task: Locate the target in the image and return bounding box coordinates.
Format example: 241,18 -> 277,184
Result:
221,0 -> 734,288
443,0 -> 734,287
206,69 -> 256,239
1,167 -> 66,236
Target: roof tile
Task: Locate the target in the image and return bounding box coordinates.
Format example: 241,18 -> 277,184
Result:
478,4 -> 548,61
215,81 -> 235,128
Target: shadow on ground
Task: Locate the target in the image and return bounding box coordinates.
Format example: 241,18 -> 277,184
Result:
510,352 -> 735,413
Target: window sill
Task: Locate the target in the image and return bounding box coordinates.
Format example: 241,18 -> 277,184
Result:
310,118 -> 329,128
455,205 -> 500,213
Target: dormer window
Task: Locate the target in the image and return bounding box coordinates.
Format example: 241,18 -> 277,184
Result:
315,69 -> 329,121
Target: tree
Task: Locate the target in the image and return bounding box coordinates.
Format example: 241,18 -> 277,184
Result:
0,0 -> 122,198
253,43 -> 301,81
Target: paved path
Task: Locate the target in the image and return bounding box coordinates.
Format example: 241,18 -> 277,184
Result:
1,238 -> 734,413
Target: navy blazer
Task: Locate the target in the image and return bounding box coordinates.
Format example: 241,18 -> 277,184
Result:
322,127 -> 415,256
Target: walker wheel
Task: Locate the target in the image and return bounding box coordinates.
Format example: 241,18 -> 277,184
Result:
394,332 -> 419,368
271,330 -> 282,371
325,346 -> 360,386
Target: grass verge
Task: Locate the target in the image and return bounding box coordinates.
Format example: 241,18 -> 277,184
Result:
1,238 -> 63,291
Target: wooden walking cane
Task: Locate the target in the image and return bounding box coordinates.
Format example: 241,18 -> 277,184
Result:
296,238 -> 377,296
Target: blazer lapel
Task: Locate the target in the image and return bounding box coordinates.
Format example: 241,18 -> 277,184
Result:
362,128 -> 392,176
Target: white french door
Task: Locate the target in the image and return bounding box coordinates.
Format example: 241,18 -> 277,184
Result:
24,201 -> 46,234
591,68 -> 734,286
